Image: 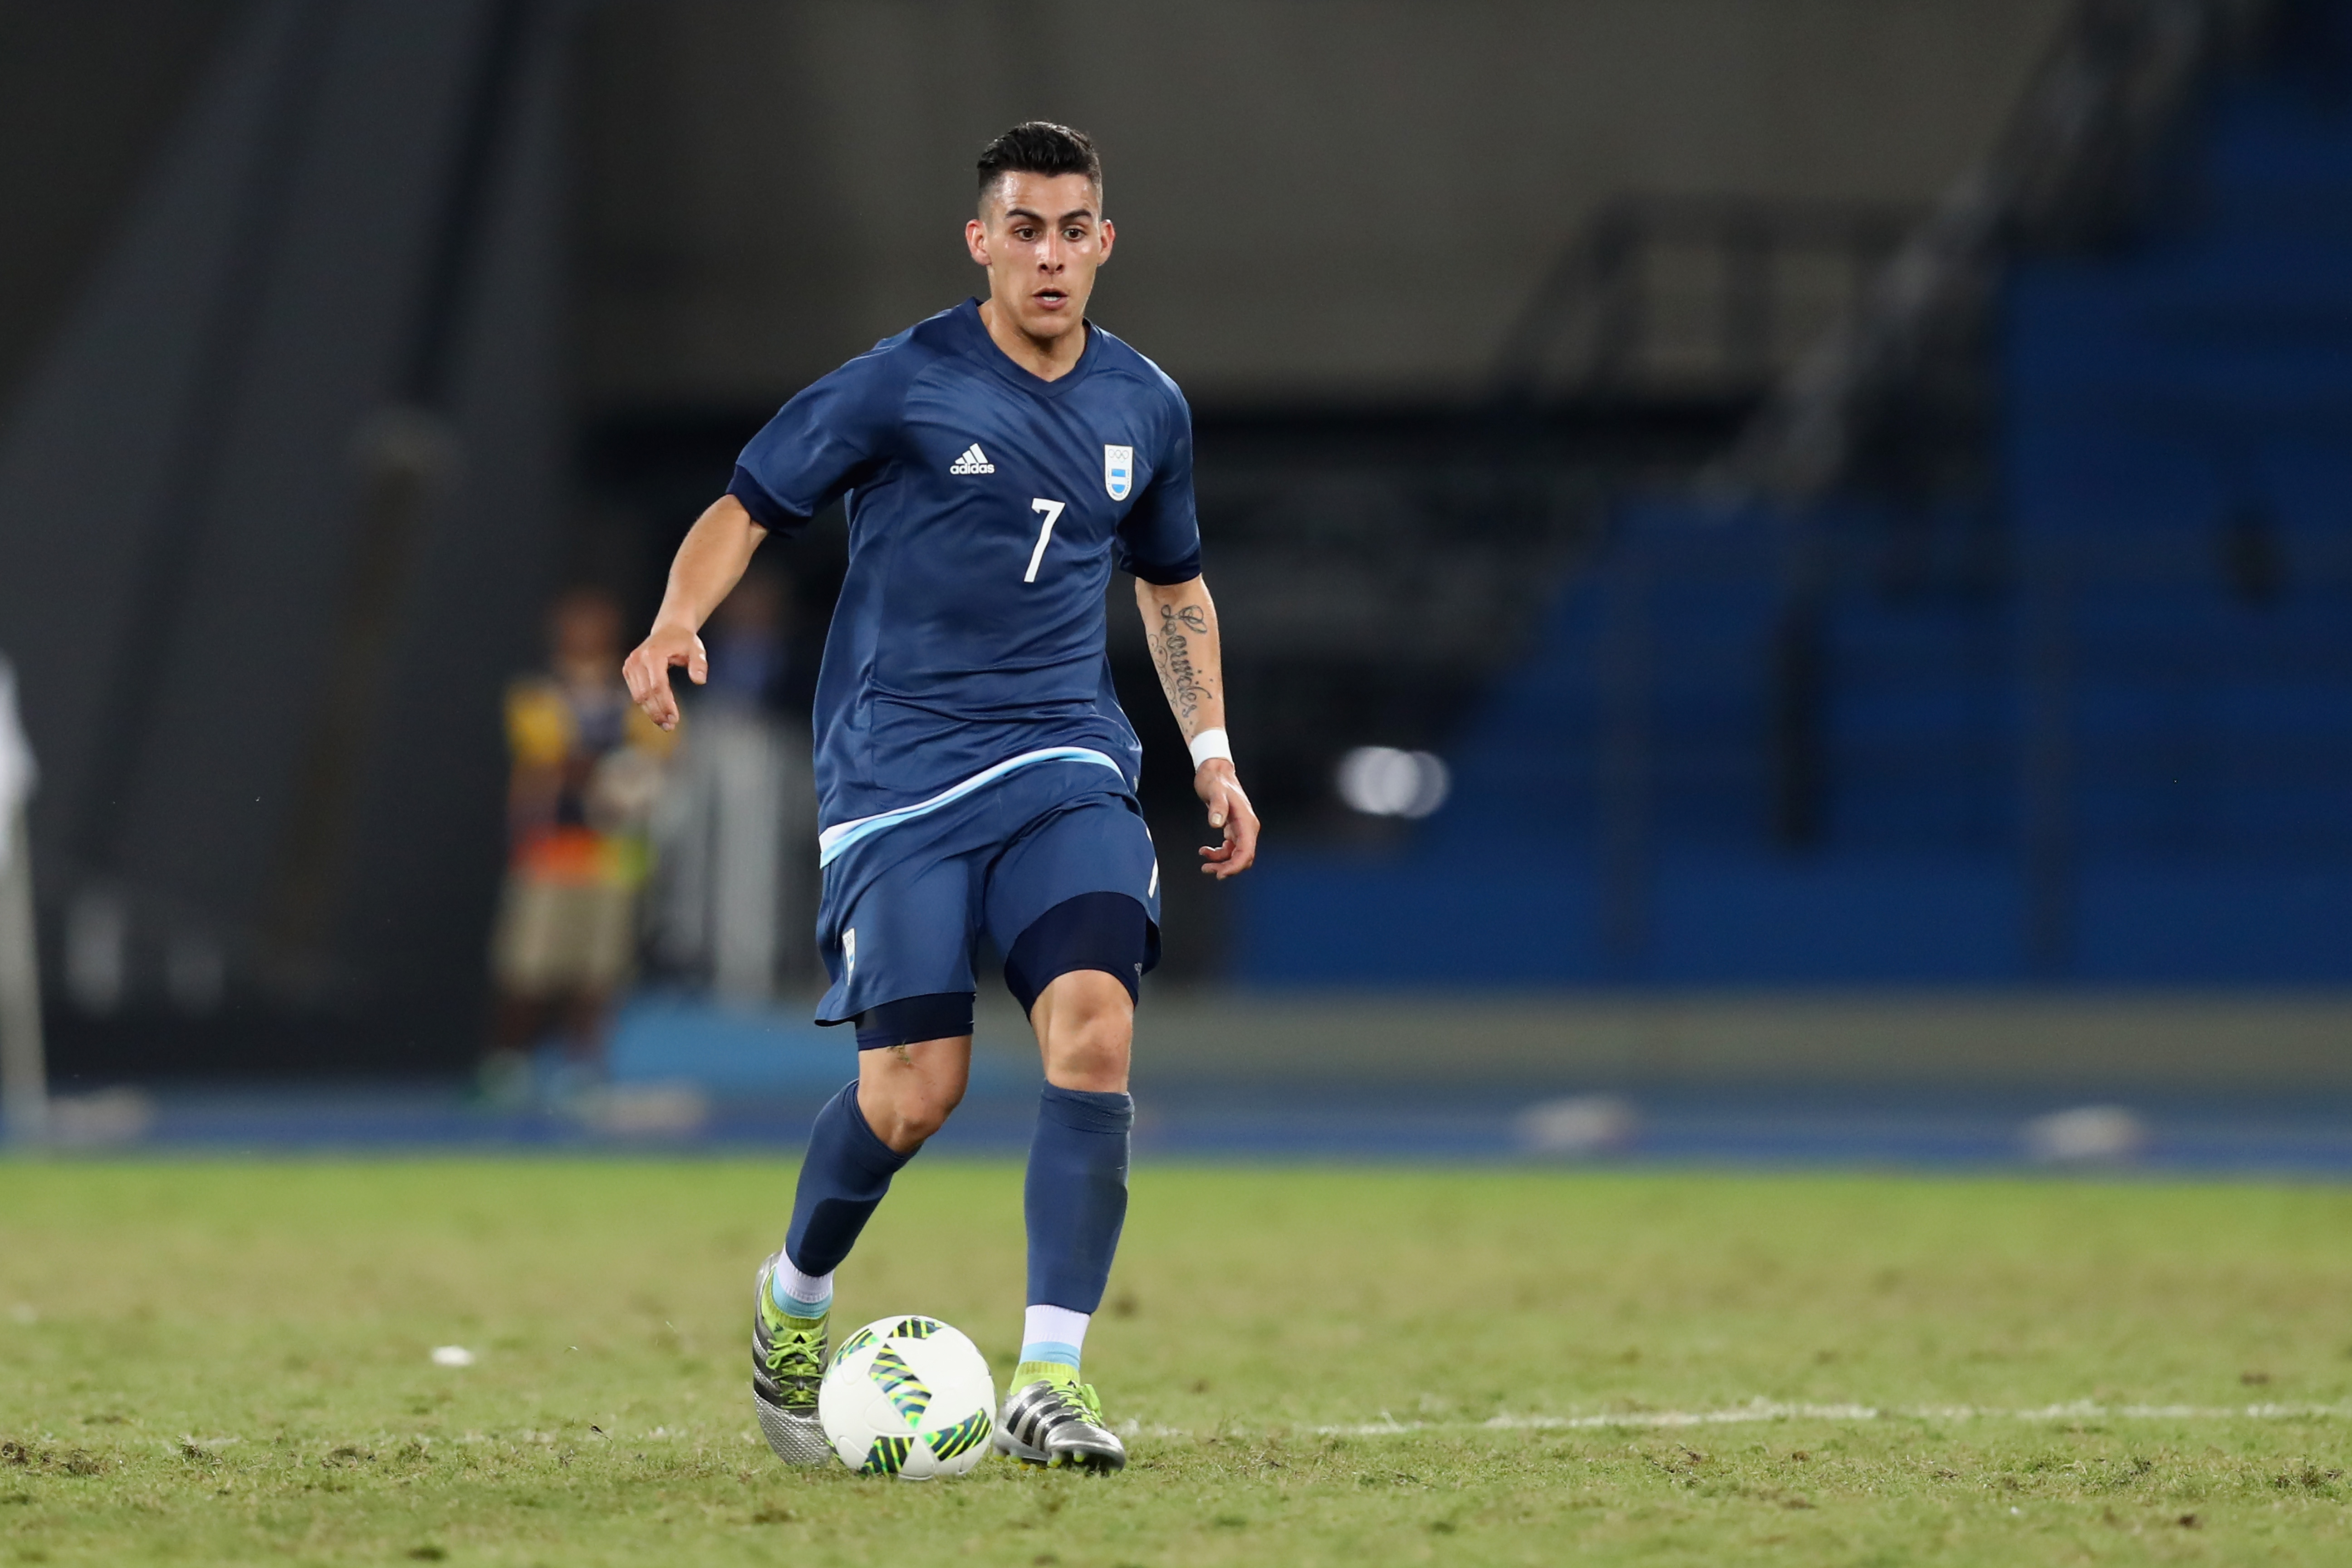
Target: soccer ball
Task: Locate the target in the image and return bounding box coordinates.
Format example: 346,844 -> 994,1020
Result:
818,1315 -> 996,1478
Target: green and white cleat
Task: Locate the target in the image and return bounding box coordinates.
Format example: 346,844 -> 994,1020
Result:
750,1253 -> 832,1465
995,1362 -> 1127,1473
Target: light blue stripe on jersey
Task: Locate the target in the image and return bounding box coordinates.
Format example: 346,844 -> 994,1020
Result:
816,747 -> 1125,867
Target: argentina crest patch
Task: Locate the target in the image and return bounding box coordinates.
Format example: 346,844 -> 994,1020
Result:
1103,444 -> 1134,501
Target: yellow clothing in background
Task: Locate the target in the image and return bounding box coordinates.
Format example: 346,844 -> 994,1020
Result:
492,676 -> 677,996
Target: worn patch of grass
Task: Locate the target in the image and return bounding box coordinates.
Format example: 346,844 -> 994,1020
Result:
2,1160 -> 2349,1564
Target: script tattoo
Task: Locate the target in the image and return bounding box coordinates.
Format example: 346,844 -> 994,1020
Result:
1151,600 -> 1215,729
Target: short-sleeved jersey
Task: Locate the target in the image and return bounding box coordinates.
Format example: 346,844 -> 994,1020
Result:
726,298 -> 1200,841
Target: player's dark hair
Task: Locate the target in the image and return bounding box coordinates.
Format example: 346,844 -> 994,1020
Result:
975,121 -> 1102,206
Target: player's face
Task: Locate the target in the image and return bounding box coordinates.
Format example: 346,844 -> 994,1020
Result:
965,172 -> 1114,343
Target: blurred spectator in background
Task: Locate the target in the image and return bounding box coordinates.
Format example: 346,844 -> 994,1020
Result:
484,588 -> 675,1102
647,567 -> 819,1002
0,655 -> 44,1143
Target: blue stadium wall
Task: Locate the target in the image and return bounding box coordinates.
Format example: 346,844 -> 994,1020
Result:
1234,32 -> 2352,986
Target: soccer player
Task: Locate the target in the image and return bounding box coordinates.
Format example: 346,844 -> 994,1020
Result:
622,122 -> 1259,1473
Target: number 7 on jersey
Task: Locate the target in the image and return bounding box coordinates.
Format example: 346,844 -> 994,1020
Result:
1024,498 -> 1066,583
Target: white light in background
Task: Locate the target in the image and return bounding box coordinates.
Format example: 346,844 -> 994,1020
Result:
1335,747 -> 1451,819
2020,1104 -> 2146,1165
1516,1095 -> 1640,1156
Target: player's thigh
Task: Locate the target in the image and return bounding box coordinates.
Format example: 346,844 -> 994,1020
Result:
983,798 -> 1161,1016
821,849 -> 983,1021
981,797 -> 1160,966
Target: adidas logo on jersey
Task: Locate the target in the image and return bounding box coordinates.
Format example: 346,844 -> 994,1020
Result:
948,443 -> 994,475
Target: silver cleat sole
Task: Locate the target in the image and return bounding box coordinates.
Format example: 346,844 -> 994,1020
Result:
754,1396 -> 834,1466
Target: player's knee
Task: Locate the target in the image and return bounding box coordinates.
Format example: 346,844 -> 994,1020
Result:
863,1074 -> 965,1149
885,1096 -> 959,1147
1047,1036 -> 1129,1094
849,995 -> 975,1149
1037,970 -> 1133,1092
1009,893 -> 1151,1093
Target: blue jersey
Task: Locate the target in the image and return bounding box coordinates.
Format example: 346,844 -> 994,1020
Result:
727,299 -> 1200,848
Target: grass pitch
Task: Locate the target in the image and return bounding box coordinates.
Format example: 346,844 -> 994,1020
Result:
3,1159 -> 2350,1565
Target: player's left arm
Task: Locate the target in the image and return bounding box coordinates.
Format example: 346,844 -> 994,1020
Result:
1137,575 -> 1259,878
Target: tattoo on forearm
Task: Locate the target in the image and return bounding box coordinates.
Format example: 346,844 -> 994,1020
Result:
1150,600 -> 1215,729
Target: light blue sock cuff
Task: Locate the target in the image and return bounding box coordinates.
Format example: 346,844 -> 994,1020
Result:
1019,1340 -> 1083,1369
769,1272 -> 831,1319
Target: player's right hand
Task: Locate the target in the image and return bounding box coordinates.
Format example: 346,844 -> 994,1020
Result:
622,622 -> 708,731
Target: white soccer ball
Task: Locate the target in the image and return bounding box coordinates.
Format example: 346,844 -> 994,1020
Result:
818,1314 -> 997,1478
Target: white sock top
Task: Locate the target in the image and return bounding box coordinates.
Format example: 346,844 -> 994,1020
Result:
1021,1303 -> 1090,1358
773,1255 -> 833,1308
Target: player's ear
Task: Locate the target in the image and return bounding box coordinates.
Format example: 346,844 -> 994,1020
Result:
965,216 -> 990,266
1097,217 -> 1113,264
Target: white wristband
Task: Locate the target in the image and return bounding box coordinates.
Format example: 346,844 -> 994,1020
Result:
1187,727 -> 1233,770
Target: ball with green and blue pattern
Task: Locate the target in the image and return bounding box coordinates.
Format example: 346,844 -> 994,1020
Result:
817,1315 -> 997,1479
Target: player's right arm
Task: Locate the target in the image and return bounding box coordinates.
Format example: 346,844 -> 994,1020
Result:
622,495 -> 768,731
627,340 -> 906,727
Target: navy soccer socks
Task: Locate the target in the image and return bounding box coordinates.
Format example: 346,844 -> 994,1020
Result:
776,1077 -> 1131,1388
1017,1083 -> 1133,1375
781,1080 -> 912,1290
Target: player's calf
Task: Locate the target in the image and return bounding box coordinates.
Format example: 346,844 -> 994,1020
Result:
994,902 -> 1149,1474
996,1081 -> 1135,1472
755,1074 -> 925,1465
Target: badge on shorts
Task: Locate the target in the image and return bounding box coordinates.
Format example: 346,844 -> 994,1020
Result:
1104,444 -> 1133,501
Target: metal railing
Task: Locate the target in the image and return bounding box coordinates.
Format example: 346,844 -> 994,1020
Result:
1725,0 -> 2281,498
1494,193 -> 1918,406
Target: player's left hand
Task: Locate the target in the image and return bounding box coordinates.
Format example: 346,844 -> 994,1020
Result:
1194,759 -> 1259,878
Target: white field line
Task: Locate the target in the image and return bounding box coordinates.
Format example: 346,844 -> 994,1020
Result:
118,1403 -> 2343,1455
1304,1398 -> 2352,1438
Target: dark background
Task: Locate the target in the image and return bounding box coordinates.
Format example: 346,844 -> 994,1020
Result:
3,0 -> 2345,1086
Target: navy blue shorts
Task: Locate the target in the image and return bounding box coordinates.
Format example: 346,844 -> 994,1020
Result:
813,759 -> 1162,1027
